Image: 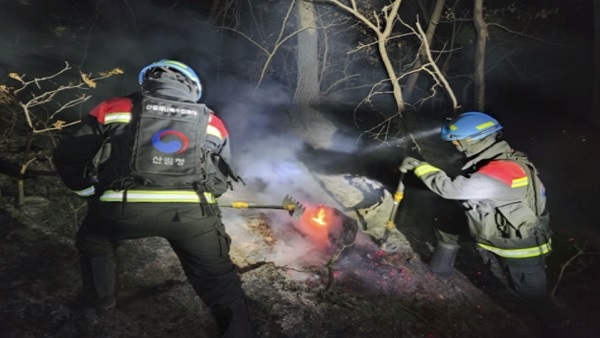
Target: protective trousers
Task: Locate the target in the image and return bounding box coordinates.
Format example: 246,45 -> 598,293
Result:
497,255 -> 562,325
435,229 -> 562,326
76,200 -> 252,337
78,240 -> 118,309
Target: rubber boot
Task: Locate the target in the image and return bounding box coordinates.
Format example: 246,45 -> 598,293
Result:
80,254 -> 117,310
428,242 -> 460,277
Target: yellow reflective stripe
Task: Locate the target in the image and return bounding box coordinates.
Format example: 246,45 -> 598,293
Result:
206,124 -> 222,139
476,121 -> 495,130
104,112 -> 131,124
511,176 -> 528,188
478,239 -> 552,258
204,192 -> 216,203
414,164 -> 441,177
74,186 -> 95,197
100,190 -> 216,203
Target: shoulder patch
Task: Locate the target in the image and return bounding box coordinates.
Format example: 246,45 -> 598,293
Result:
89,97 -> 133,124
478,160 -> 528,188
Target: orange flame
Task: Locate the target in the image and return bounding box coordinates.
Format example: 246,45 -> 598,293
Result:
296,205 -> 336,247
311,207 -> 327,227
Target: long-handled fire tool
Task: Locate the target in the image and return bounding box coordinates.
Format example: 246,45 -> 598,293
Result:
219,194 -> 306,219
380,173 -> 405,252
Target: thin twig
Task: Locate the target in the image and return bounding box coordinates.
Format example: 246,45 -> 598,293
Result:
551,241 -> 600,298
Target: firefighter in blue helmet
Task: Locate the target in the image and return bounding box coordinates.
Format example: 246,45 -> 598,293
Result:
399,112 -> 564,329
53,59 -> 252,337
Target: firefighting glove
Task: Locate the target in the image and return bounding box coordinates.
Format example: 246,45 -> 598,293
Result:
399,156 -> 422,173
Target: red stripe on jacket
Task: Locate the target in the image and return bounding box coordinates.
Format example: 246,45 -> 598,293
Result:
89,97 -> 133,124
478,160 -> 527,186
89,97 -> 228,139
208,114 -> 229,138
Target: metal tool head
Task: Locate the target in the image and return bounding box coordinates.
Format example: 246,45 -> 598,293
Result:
282,194 -> 306,219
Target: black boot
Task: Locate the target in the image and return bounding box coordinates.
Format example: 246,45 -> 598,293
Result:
428,242 -> 460,277
211,297 -> 253,338
80,254 -> 117,310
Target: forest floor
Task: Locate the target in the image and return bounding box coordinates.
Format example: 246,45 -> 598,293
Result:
1,113 -> 599,338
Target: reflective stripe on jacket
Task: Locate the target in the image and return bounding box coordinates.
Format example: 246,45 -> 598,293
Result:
99,190 -> 217,203
74,185 -> 96,197
478,239 -> 552,258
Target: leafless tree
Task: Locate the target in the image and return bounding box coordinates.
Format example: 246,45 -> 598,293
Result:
1,62 -> 122,206
403,0 -> 446,101
473,0 -> 487,110
293,0 -> 321,128
321,0 -> 457,142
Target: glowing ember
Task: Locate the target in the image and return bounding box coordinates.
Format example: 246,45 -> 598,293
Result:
311,207 -> 327,227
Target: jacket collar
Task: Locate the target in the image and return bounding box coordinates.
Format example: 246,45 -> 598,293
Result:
461,140 -> 513,170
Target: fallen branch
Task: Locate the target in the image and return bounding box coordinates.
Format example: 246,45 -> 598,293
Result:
324,242 -> 352,291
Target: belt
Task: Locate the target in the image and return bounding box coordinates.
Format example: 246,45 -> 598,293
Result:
99,190 -> 216,203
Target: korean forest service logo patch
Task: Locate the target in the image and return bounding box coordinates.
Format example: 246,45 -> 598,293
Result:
151,129 -> 189,154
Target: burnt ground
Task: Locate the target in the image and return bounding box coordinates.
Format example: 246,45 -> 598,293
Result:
1,111 -> 600,338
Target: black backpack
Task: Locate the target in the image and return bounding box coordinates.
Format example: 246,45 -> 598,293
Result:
93,93 -> 239,196
130,94 -> 210,187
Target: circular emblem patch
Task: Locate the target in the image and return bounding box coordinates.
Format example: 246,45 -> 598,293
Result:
151,129 -> 189,154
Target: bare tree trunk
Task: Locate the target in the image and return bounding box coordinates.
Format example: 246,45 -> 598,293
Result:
208,0 -> 238,26
209,0 -> 224,25
293,0 -> 319,128
592,0 -> 600,126
93,0 -> 136,33
293,0 -> 337,148
209,0 -> 223,24
473,0 -> 487,110
403,0 -> 446,101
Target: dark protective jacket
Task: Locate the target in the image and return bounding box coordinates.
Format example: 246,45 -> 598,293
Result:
53,94 -> 232,203
412,141 -> 552,258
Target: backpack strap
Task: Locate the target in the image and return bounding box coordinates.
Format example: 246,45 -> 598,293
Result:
507,153 -> 545,217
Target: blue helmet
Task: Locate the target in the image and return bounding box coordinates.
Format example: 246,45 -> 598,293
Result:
138,59 -> 202,101
441,112 -> 503,141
